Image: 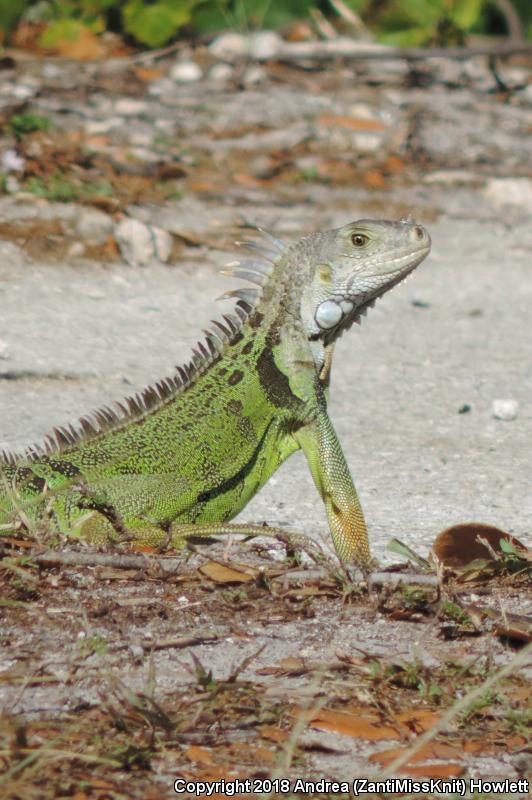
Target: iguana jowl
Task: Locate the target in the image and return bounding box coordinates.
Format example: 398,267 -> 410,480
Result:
0,219 -> 431,565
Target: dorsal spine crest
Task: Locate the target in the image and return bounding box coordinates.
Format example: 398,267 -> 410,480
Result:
0,231 -> 286,467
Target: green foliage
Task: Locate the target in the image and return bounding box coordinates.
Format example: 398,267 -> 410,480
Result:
40,17 -> 90,47
26,175 -> 79,202
347,0 -> 487,46
78,633 -> 108,657
0,0 -> 28,37
439,599 -> 472,624
460,689 -> 500,724
0,0 -> 531,47
8,111 -> 50,139
506,706 -> 532,736
16,0 -> 115,30
514,0 -> 532,39
122,0 -> 191,47
192,0 -> 315,34
26,174 -> 114,202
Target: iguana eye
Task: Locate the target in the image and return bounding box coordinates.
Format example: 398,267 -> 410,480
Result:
351,233 -> 368,247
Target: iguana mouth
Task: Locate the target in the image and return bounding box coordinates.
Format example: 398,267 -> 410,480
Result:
353,248 -> 430,314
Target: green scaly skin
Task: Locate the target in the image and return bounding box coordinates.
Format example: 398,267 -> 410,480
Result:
0,219 -> 431,566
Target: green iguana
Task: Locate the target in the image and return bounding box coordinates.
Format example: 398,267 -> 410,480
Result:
0,218 -> 431,566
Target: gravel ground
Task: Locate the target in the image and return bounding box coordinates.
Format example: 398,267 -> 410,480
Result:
0,43 -> 531,792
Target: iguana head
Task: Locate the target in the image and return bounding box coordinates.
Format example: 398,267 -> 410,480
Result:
300,218 -> 431,344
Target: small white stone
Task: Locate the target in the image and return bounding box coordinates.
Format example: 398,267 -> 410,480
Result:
85,118 -> 122,135
75,208 -> 114,245
243,66 -> 266,86
485,178 -> 532,211
147,78 -> 175,98
129,644 -> 144,660
249,31 -> 282,60
154,119 -> 176,134
115,218 -> 173,267
208,63 -> 233,82
43,63 -> 61,79
2,149 -> 25,172
10,84 -> 36,100
4,175 -> 19,193
348,102 -> 379,120
492,399 -> 519,421
351,133 -> 383,153
67,241 -> 85,258
169,61 -> 202,83
87,289 -> 105,300
115,218 -> 154,267
209,32 -> 249,62
128,146 -> 160,164
0,241 -> 26,261
128,131 -> 154,148
114,98 -> 149,116
424,170 -> 481,185
152,226 -> 173,263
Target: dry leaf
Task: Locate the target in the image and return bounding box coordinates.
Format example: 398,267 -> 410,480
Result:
363,170 -> 386,189
84,135 -> 110,150
195,766 -> 243,782
256,656 -> 308,676
234,173 -> 262,187
134,67 -> 163,82
228,741 -> 275,764
285,21 -> 315,41
260,725 -> 289,743
96,568 -> 140,580
199,561 -> 257,584
462,739 -> 492,754
52,27 -> 106,60
317,113 -> 386,131
1,537 -> 33,549
369,742 -> 463,766
86,779 -> 117,790
184,746 -> 213,765
491,610 -> 532,642
253,745 -> 276,764
305,708 -> 400,741
187,180 -> 225,194
506,735 -> 527,750
383,154 -> 405,172
396,708 -> 441,733
401,763 -> 465,778
130,543 -> 158,554
432,522 -> 527,568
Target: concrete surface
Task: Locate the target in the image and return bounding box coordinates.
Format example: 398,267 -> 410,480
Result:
1,207 -> 530,563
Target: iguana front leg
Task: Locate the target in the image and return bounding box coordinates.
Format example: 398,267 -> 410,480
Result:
294,411 -> 370,567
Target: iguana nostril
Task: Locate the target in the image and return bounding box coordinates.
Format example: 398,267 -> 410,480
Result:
413,225 -> 424,241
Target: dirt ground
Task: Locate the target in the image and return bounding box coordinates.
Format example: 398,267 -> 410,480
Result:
0,39 -> 531,798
